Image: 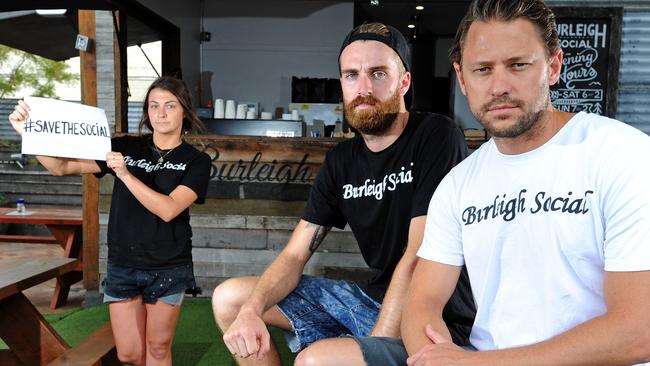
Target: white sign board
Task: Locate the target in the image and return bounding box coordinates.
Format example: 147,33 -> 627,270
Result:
22,97 -> 111,161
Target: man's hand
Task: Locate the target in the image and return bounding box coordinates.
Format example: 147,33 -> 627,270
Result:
407,324 -> 472,366
222,308 -> 271,359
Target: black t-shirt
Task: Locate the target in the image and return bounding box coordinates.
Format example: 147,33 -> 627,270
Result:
303,112 -> 468,300
95,135 -> 211,269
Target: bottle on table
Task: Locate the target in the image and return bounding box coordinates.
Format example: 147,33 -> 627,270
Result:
16,198 -> 26,214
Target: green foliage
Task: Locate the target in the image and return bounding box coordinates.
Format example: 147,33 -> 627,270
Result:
0,138 -> 20,151
0,45 -> 76,99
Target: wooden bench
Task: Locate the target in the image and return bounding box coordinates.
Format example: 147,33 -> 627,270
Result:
0,257 -> 78,365
0,207 -> 84,309
47,322 -> 120,366
0,234 -> 59,244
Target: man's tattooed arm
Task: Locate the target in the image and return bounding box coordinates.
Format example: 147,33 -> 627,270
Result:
306,223 -> 332,253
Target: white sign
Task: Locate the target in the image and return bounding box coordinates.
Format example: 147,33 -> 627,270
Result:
22,97 -> 111,161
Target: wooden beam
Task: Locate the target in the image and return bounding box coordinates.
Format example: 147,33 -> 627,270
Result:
79,10 -> 100,292
0,293 -> 70,364
113,10 -> 129,133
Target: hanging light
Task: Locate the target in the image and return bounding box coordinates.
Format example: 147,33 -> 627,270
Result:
36,9 -> 67,16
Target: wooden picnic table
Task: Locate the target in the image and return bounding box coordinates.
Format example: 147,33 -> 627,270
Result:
0,208 -> 83,309
0,256 -> 78,365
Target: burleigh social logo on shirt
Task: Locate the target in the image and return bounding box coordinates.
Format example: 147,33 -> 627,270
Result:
123,156 -> 187,173
461,188 -> 595,226
342,163 -> 413,201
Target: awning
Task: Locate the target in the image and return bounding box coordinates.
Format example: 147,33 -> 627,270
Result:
0,1 -> 166,61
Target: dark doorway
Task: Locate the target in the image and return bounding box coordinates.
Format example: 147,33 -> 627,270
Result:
353,0 -> 470,117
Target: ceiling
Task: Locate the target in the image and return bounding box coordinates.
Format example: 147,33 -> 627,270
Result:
354,0 -> 471,39
0,0 -> 473,61
0,0 -> 172,61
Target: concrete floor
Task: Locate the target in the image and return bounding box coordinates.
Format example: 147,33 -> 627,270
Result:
1,242 -> 86,314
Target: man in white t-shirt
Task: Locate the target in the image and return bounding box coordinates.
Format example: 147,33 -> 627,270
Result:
400,0 -> 650,365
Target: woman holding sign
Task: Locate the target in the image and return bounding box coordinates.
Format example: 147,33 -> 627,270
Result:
9,76 -> 211,366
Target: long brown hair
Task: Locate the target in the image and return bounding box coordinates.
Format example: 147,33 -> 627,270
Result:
138,76 -> 206,135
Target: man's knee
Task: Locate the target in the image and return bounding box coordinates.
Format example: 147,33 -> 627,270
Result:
294,339 -> 366,366
294,346 -> 321,366
212,277 -> 254,328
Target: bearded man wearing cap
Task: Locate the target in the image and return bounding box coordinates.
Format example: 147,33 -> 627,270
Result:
212,22 -> 475,366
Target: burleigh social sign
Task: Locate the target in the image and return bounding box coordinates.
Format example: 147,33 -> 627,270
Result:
187,135 -> 339,201
551,7 -> 623,117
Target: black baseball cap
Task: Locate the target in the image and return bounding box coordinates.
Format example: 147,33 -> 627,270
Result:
338,23 -> 413,107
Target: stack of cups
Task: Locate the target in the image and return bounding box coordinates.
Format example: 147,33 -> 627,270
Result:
291,109 -> 300,121
246,108 -> 256,119
236,104 -> 248,119
261,111 -> 273,120
214,99 -> 225,118
225,100 -> 236,119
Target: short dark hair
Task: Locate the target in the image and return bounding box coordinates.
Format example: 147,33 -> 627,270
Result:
450,0 -> 559,65
139,76 -> 206,135
353,22 -> 390,37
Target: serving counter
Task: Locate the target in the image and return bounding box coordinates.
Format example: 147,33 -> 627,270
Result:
187,135 -> 339,202
100,133 -> 483,216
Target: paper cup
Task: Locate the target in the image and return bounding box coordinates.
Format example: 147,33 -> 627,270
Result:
225,100 -> 236,119
214,99 -> 225,118
236,104 -> 248,119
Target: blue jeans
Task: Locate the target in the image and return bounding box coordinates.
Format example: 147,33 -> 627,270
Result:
276,275 -> 381,352
102,262 -> 195,305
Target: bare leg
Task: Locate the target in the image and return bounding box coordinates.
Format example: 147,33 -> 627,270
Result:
109,296 -> 147,365
212,276 -> 292,366
144,300 -> 182,366
294,338 -> 367,366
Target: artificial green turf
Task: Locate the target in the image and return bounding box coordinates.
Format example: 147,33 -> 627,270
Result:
2,299 -> 296,365
171,299 -> 295,365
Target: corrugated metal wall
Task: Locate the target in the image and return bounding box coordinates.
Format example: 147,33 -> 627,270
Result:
549,1 -> 650,134
0,99 -> 19,142
617,8 -> 650,134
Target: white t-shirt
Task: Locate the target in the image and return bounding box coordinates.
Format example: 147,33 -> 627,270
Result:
418,112 -> 650,355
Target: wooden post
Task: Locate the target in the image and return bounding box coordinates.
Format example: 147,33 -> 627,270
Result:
78,10 -> 101,295
113,10 -> 129,133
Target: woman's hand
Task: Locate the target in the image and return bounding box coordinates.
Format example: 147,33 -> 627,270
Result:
106,151 -> 130,179
8,100 -> 29,136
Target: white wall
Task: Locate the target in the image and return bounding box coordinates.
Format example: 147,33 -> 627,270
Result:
201,1 -> 353,114
136,0 -> 202,103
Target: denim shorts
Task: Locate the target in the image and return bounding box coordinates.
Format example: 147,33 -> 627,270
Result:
276,275 -> 381,352
102,262 -> 195,305
354,336 -> 478,366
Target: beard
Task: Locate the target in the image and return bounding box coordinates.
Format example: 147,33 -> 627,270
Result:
344,88 -> 401,135
474,85 -> 550,138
